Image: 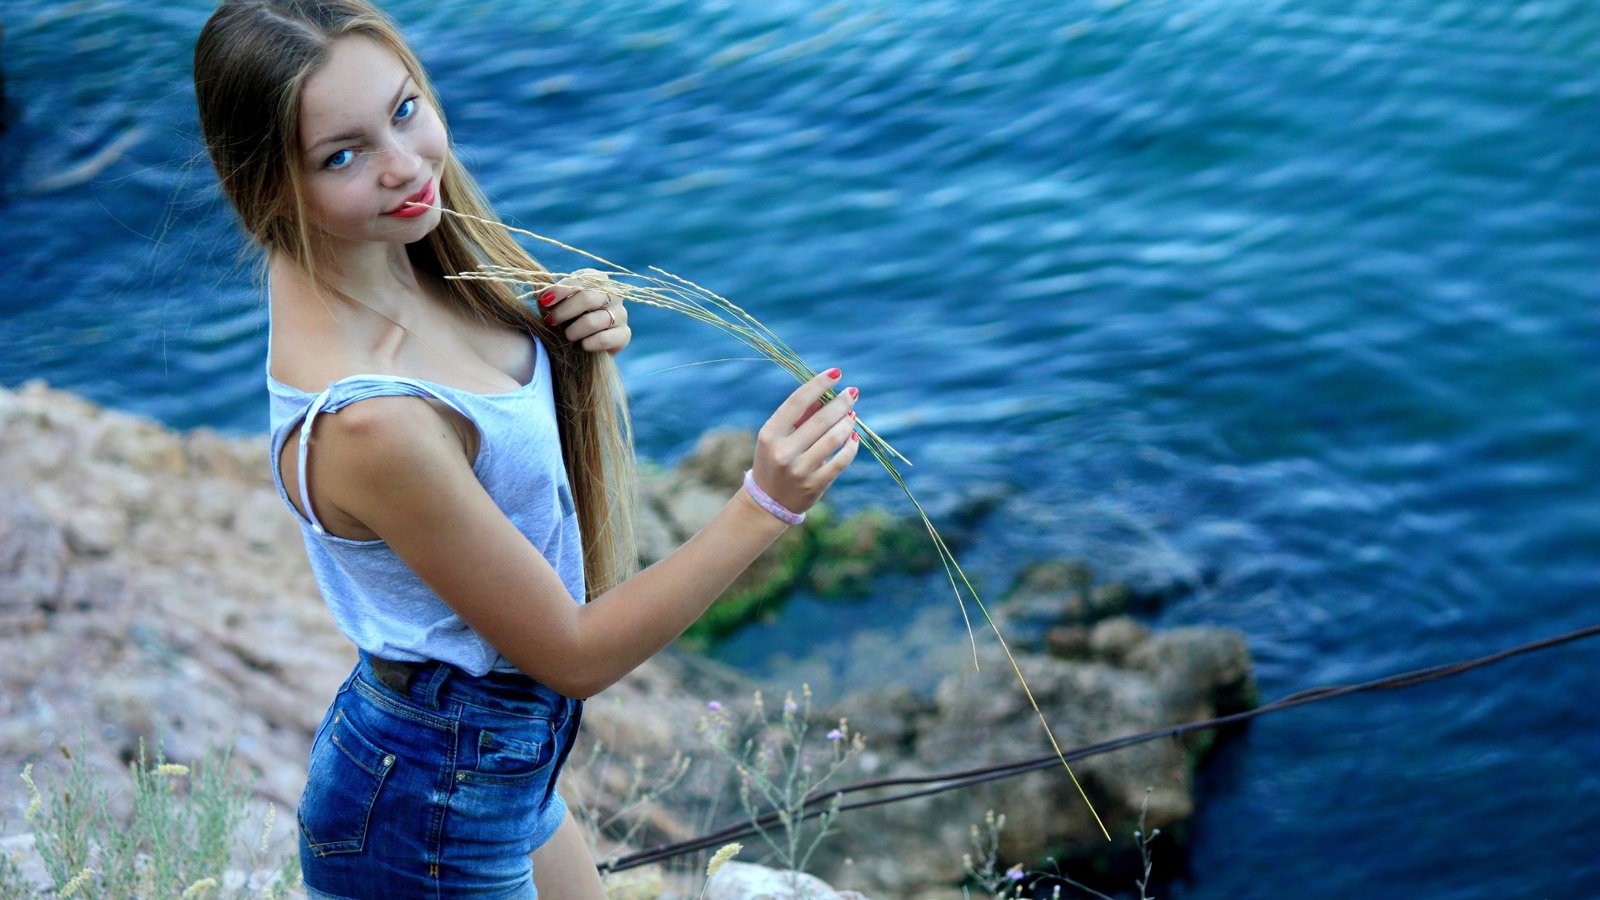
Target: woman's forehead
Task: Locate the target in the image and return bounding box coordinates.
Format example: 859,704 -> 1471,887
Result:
300,35 -> 411,148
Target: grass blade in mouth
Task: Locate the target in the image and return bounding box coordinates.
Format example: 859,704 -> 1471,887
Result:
433,204 -> 1111,841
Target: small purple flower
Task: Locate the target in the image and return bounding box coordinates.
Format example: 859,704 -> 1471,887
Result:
784,699 -> 799,713
1006,864 -> 1025,881
707,701 -> 723,711
826,728 -> 845,741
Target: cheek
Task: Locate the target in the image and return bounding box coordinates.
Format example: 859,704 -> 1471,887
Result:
306,181 -> 374,234
418,109 -> 450,163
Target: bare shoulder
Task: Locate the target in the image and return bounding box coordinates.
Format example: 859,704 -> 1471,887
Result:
289,395 -> 476,539
316,396 -> 471,488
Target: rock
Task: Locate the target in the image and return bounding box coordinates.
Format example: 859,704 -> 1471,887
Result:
1000,559 -> 1164,640
809,507 -> 934,596
827,683 -> 931,759
0,383 -> 356,825
64,506 -> 128,555
915,481 -> 1012,549
634,468 -> 679,566
184,427 -> 267,481
0,834 -> 50,895
93,680 -> 164,763
1001,559 -> 1093,625
705,861 -> 872,900
1089,581 -> 1134,618
1089,616 -> 1150,664
1127,627 -> 1257,724
803,621 -> 1256,897
0,491 -> 66,611
235,487 -> 296,551
600,865 -> 669,900
1044,625 -> 1091,660
676,428 -> 754,492
93,415 -> 187,476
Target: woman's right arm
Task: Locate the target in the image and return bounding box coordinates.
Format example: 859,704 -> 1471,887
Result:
305,369 -> 860,697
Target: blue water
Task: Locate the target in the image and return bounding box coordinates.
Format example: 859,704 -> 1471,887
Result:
4,0 -> 1598,895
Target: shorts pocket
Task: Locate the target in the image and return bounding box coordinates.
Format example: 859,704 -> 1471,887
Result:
458,728 -> 553,786
298,709 -> 396,855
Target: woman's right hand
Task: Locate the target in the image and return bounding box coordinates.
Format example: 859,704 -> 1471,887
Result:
750,367 -> 862,516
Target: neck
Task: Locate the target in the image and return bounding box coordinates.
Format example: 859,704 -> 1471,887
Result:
329,238 -> 426,315
273,238 -> 432,323
269,259 -> 444,379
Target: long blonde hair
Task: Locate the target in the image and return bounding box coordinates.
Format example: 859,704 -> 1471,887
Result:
195,0 -> 637,599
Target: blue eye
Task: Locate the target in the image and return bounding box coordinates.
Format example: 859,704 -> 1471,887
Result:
396,97 -> 417,121
324,148 -> 354,170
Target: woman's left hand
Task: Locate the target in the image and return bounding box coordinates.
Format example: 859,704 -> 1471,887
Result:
538,268 -> 630,355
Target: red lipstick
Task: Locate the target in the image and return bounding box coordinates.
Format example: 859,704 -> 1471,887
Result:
384,179 -> 436,217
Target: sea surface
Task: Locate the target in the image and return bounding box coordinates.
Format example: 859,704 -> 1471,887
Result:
3,0 -> 1598,896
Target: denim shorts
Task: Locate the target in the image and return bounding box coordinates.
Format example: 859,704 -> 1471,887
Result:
298,652 -> 582,899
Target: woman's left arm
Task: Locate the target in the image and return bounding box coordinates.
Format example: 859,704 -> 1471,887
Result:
538,268 -> 630,355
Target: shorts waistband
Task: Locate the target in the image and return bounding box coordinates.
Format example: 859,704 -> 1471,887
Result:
358,652 -> 574,720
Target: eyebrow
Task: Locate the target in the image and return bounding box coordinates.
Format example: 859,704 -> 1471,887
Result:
305,76 -> 413,156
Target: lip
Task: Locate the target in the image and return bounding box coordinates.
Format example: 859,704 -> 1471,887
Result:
384,179 -> 436,217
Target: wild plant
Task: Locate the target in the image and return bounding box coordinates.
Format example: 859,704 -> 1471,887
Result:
0,833 -> 30,898
697,842 -> 743,899
966,788 -> 1161,900
963,810 -> 1026,899
697,686 -> 864,877
565,731 -> 693,859
14,739 -> 296,898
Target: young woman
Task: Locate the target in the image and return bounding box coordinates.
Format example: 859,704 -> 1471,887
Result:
193,1 -> 861,896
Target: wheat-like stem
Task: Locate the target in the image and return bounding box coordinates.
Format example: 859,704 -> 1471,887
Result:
431,204 -> 1109,840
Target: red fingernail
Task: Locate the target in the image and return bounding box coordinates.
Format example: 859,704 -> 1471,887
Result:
850,432 -> 859,442
539,291 -> 556,307
847,386 -> 859,399
849,410 -> 856,419
824,367 -> 841,379
543,314 -> 554,325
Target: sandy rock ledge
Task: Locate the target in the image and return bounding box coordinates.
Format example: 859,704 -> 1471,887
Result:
0,381 -> 1255,899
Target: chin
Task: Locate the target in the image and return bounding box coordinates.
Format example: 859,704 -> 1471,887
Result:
380,209 -> 442,239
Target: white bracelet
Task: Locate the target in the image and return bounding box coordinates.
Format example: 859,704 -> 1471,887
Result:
742,469 -> 806,526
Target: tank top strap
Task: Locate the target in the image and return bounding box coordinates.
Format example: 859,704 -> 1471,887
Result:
295,376 -> 475,536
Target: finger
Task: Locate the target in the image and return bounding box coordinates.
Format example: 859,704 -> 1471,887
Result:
536,270 -> 611,316
794,407 -> 860,475
765,368 -> 842,438
808,424 -> 862,491
562,304 -> 627,345
831,427 -> 863,474
790,386 -> 856,449
580,324 -> 631,354
545,287 -> 623,329
791,398 -> 825,429
550,270 -> 620,322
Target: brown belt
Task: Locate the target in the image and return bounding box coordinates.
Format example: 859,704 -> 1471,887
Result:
369,655 -> 427,696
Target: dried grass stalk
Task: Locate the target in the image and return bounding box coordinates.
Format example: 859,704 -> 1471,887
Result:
431,205 -> 1109,840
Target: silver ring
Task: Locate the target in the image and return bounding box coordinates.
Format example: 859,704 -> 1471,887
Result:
604,308 -> 617,328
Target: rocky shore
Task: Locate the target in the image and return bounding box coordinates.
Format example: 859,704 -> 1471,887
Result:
0,380 -> 1255,898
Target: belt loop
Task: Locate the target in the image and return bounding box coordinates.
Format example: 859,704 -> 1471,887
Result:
422,661 -> 452,710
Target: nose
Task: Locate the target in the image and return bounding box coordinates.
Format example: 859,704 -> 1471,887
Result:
378,137 -> 426,189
